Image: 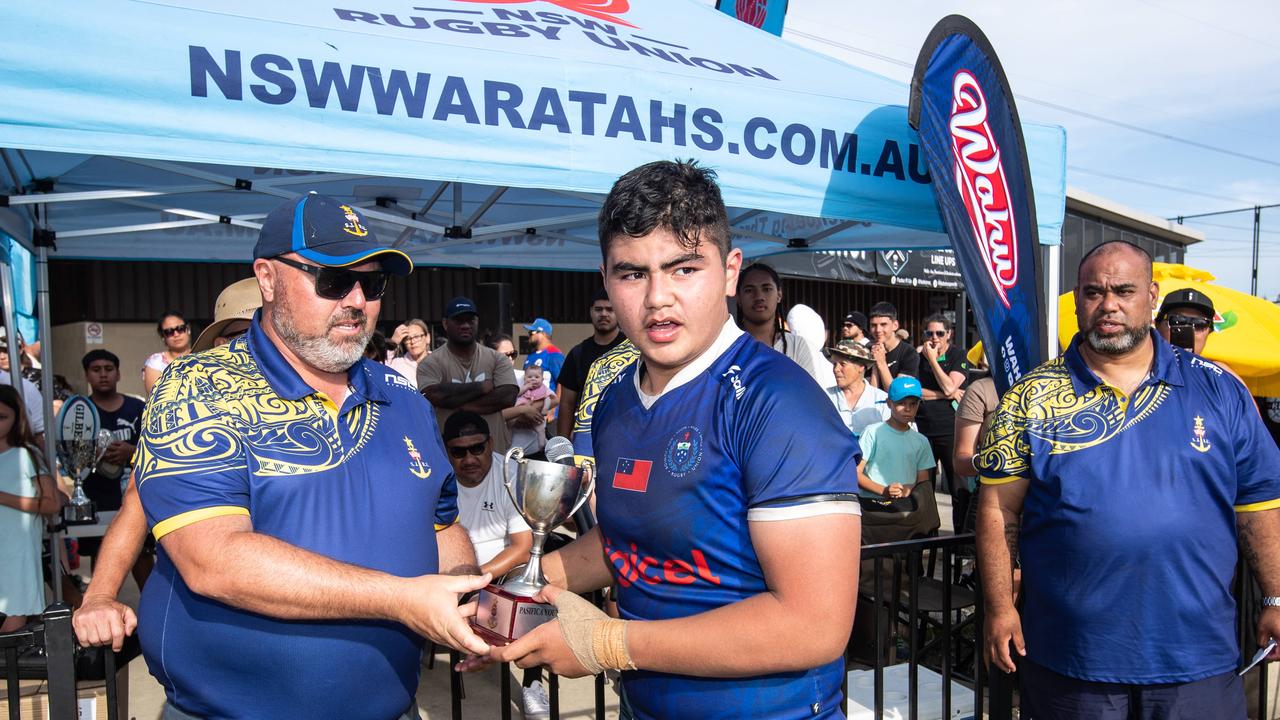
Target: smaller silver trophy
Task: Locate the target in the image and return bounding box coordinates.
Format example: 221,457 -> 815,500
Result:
56,395 -> 103,525
472,437 -> 595,645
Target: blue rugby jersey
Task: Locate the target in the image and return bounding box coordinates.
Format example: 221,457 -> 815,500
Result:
135,318 -> 458,720
593,320 -> 861,719
978,331 -> 1280,683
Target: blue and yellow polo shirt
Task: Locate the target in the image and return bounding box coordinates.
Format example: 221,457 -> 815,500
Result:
570,338 -> 640,462
978,331 -> 1280,684
135,317 -> 457,720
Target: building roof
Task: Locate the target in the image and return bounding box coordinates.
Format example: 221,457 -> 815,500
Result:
1066,186 -> 1204,247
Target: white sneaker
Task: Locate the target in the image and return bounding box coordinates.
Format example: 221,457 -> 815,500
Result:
521,683 -> 550,720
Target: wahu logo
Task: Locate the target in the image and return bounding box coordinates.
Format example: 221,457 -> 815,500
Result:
604,535 -> 722,589
339,204 -> 369,237
949,70 -> 1018,309
1190,415 -> 1211,453
454,0 -> 637,28
735,0 -> 768,28
403,436 -> 432,479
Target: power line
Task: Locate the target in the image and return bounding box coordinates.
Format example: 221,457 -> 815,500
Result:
786,29 -> 1280,170
1170,202 -> 1280,220
1066,165 -> 1246,204
1189,219 -> 1280,236
1132,0 -> 1280,52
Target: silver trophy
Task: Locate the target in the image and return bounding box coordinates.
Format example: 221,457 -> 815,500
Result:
472,436 -> 595,644
56,396 -> 103,524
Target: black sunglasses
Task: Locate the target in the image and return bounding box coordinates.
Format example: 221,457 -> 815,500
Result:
448,441 -> 488,459
924,330 -> 947,338
274,256 -> 389,301
161,324 -> 190,337
1167,315 -> 1213,331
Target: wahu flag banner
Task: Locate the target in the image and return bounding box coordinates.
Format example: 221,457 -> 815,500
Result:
716,0 -> 789,36
909,15 -> 1049,394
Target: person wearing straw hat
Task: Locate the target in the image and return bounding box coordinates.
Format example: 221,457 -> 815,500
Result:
823,338 -> 889,438
191,277 -> 263,352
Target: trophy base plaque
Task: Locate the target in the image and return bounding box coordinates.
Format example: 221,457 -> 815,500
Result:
471,585 -> 557,646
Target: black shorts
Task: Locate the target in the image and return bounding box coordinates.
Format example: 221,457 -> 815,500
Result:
1019,658 -> 1245,720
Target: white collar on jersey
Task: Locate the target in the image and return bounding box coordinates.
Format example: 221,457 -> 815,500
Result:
634,316 -> 745,410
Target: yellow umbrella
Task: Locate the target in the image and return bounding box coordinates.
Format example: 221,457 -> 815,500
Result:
967,341 -> 986,368
1058,262 -> 1280,397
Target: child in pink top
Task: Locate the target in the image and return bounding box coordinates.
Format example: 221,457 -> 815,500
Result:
512,366 -> 552,453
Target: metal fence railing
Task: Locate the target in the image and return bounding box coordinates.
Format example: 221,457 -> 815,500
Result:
5,537 -> 1275,720
0,602 -> 119,720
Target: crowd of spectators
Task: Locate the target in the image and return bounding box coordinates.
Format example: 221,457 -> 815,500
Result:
4,227 -> 1280,720
0,276 -> 1045,630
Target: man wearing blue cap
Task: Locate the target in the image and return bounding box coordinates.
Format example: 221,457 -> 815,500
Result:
522,317 -> 566,392
419,296 -> 519,453
134,193 -> 491,720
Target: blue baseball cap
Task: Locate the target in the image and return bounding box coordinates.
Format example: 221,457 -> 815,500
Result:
523,318 -> 553,335
253,193 -> 413,276
888,376 -> 923,402
445,296 -> 478,318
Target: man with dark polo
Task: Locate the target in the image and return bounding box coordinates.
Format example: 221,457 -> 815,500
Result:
135,193 -> 491,720
977,240 -> 1280,718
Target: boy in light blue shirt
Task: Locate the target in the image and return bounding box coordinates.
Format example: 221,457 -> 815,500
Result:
857,376 -> 935,499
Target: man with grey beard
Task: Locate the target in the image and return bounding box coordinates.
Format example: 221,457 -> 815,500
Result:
134,193 -> 491,720
974,240 -> 1280,719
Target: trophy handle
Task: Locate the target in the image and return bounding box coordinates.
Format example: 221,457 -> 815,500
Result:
566,458 -> 596,520
502,445 -> 525,510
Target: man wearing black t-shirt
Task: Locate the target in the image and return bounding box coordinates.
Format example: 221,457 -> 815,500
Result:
556,288 -> 625,438
79,350 -> 146,558
867,301 -> 920,390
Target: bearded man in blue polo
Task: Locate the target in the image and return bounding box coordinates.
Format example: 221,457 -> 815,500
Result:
135,193 -> 492,720
976,239 -> 1280,719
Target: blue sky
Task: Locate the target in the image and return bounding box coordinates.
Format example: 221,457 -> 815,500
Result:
755,0 -> 1280,299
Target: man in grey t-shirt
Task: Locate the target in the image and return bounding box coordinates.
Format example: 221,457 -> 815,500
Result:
418,297 -> 518,453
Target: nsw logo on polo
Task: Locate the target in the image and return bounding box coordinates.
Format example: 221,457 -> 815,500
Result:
403,436 -> 432,479
663,425 -> 704,477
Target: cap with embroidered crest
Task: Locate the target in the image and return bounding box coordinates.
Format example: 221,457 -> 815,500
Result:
253,192 -> 412,276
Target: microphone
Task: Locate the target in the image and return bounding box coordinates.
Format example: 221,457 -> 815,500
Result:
545,436 -> 575,466
543,435 -> 597,532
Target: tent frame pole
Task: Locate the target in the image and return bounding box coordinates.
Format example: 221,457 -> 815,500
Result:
1046,244 -> 1061,357
35,237 -> 63,601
